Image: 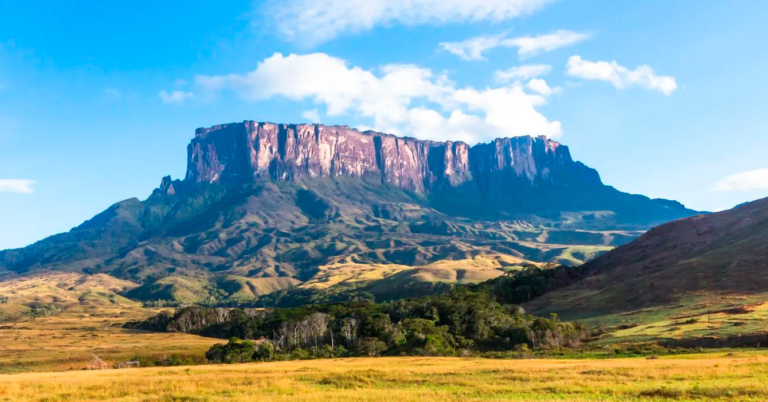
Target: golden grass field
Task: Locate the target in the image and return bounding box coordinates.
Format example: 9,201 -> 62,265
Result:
2,353 -> 768,401
3,274 -> 768,401
2,303 -> 768,401
0,305 -> 219,373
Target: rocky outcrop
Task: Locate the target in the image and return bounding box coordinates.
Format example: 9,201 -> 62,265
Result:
156,176 -> 175,195
179,121 -> 601,194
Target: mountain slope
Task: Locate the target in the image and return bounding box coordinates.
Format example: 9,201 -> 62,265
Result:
527,197 -> 768,320
0,122 -> 698,305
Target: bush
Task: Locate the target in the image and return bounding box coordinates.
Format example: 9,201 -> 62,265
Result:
291,347 -> 310,360
356,338 -> 387,356
206,337 -> 256,363
310,344 -> 336,359
254,342 -> 275,361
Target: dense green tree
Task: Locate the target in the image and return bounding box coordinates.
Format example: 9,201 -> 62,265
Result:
130,266 -> 590,363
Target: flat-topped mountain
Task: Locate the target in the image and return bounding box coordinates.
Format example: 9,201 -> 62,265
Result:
179,122 -> 599,193
0,121 -> 698,309
164,122 -> 691,224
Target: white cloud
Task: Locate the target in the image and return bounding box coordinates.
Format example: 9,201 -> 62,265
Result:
441,30 -> 590,61
196,52 -> 562,143
159,90 -> 195,104
265,0 -> 553,46
0,179 -> 34,194
302,109 -> 321,123
526,78 -> 559,96
495,64 -> 552,82
566,55 -> 677,95
504,30 -> 591,59
712,169 -> 768,192
439,33 -> 508,61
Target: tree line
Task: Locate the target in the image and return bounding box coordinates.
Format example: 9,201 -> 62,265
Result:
128,264 -> 590,363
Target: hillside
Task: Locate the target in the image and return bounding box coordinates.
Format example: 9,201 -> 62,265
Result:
0,273 -> 139,321
0,122 -> 698,306
526,196 -> 768,337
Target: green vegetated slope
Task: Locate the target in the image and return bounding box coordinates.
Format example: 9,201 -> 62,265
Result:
526,196 -> 768,343
0,177 -> 658,308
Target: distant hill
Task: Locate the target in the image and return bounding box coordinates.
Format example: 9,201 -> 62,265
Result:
527,197 -> 768,322
0,122 -> 698,306
0,273 -> 139,321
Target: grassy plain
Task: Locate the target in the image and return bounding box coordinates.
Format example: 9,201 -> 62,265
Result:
0,305 -> 219,373
3,291 -> 768,401
2,354 -> 768,401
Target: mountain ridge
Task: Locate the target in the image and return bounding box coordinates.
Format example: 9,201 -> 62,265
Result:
525,196 -> 768,321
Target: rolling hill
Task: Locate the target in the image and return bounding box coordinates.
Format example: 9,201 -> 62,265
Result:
0,273 -> 139,321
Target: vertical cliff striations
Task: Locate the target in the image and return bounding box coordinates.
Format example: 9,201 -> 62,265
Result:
182,121 -> 600,195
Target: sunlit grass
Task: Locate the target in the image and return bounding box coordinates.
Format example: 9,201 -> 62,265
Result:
578,296 -> 768,344
2,354 -> 768,401
0,305 -> 219,373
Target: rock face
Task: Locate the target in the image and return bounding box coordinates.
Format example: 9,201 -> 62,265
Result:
183,121 -> 601,194
157,175 -> 175,195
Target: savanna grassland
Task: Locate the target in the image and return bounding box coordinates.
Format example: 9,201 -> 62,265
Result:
0,305 -> 219,373
2,280 -> 768,402
3,354 -> 768,402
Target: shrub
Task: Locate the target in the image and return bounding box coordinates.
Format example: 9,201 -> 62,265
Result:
253,342 -> 275,362
206,337 -> 256,363
291,348 -> 310,360
356,338 -> 387,357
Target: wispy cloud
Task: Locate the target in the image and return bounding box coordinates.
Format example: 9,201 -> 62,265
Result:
159,90 -> 195,104
0,179 -> 34,194
566,55 -> 677,95
494,64 -> 552,82
302,109 -> 321,123
713,168 -> 768,192
505,30 -> 591,59
196,52 -> 562,143
440,30 -> 590,61
264,0 -> 554,46
439,32 -> 508,61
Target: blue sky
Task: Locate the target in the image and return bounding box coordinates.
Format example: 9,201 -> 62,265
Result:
1,0 -> 768,249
